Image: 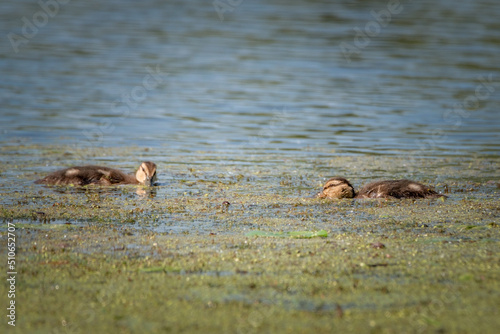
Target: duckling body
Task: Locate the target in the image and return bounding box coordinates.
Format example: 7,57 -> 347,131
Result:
35,162 -> 157,186
318,177 -> 446,199
355,179 -> 444,199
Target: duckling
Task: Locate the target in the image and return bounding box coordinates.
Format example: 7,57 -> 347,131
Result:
35,162 -> 157,186
318,177 -> 446,199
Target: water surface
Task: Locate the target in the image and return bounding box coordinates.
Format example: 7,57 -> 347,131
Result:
0,0 -> 499,159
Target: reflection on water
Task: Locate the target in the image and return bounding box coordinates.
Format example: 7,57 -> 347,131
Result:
41,184 -> 158,198
0,0 -> 499,157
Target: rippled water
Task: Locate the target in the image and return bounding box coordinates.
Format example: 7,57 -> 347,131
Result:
1,0 -> 499,157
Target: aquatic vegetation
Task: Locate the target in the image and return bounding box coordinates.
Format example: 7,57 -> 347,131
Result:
245,230 -> 328,238
0,144 -> 499,333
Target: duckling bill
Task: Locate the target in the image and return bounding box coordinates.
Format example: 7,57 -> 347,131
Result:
35,161 -> 157,186
318,177 -> 446,199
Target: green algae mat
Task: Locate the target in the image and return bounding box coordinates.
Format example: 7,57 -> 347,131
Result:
1,145 -> 499,333
245,229 -> 328,238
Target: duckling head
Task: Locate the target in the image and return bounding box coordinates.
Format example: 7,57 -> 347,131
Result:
135,161 -> 157,186
317,177 -> 355,199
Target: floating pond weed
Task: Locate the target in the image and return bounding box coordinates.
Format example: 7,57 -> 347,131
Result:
0,145 -> 499,333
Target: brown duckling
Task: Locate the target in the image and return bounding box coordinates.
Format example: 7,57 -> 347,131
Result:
318,177 -> 446,199
35,161 -> 157,186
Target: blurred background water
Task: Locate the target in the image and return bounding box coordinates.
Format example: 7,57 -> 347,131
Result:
0,0 -> 499,159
